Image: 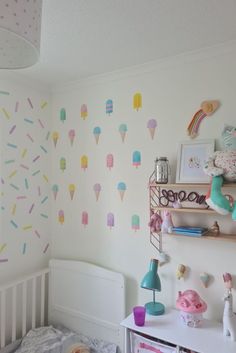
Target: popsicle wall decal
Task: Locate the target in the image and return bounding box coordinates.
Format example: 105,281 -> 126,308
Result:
58,210 -> 64,224
68,129 -> 75,146
107,212 -> 114,230
106,153 -> 114,170
119,124 -> 127,142
60,157 -> 66,172
52,184 -> 59,200
93,126 -> 101,144
81,104 -> 88,120
52,132 -> 59,147
147,119 -> 157,140
133,92 -> 142,111
132,215 -> 140,231
81,155 -> 88,171
82,211 -> 88,226
106,99 -> 113,115
132,151 -> 141,168
117,182 -> 126,201
60,108 -> 66,123
68,184 -> 76,200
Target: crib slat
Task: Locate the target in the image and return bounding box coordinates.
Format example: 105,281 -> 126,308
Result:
32,277 -> 36,329
0,289 -> 6,348
22,281 -> 27,336
12,285 -> 17,342
40,273 -> 45,326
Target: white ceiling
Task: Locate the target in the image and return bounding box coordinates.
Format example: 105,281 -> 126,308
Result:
10,0 -> 236,87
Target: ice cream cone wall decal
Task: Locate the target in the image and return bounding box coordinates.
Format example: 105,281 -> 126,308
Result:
81,104 -> 88,120
106,153 -> 114,170
106,99 -> 113,115
58,210 -> 64,225
82,211 -> 88,226
117,182 -> 126,201
68,184 -> 76,200
93,183 -> 101,201
132,151 -> 141,168
81,155 -> 88,171
132,215 -> 140,231
60,157 -> 66,172
147,119 -> 157,140
60,108 -> 66,123
119,123 -> 127,142
52,184 -> 59,200
93,126 -> 101,144
107,212 -> 114,230
133,92 -> 142,111
52,131 -> 59,147
68,129 -> 75,146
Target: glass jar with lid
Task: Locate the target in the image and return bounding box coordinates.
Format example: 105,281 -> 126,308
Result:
155,157 -> 170,184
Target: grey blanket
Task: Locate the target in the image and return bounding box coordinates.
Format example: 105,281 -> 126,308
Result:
13,326 -> 117,353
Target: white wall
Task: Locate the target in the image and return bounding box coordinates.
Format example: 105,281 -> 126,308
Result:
50,43 -> 236,321
0,76 -> 51,283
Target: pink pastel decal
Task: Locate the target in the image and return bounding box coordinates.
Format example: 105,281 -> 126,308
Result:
82,211 -> 88,226
52,184 -> 59,200
68,129 -> 75,146
117,182 -> 126,201
27,98 -> 33,109
9,125 -> 16,134
119,124 -> 127,142
107,212 -> 114,229
147,119 -> 157,140
60,157 -> 66,172
58,210 -> 64,224
132,215 -> 140,231
81,104 -> 88,120
81,155 -> 88,171
68,184 -> 76,200
106,153 -> 114,170
93,126 -> 101,144
93,183 -> 101,201
132,151 -> 141,168
106,99 -> 113,115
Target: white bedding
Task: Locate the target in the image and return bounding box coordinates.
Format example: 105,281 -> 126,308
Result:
8,326 -> 118,353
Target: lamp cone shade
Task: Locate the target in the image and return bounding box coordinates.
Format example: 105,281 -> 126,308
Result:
141,259 -> 165,315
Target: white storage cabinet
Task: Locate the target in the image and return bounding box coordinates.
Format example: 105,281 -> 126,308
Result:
121,309 -> 236,353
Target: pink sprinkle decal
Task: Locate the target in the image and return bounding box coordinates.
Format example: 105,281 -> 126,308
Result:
33,155 -> 40,162
29,203 -> 35,214
15,102 -> 19,112
43,243 -> 49,253
26,133 -> 34,142
38,119 -> 44,128
34,230 -> 40,238
16,196 -> 27,200
27,98 -> 33,109
20,164 -> 29,170
9,125 -> 16,134
38,186 -> 41,196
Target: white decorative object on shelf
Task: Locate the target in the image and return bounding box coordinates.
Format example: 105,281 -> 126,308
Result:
0,0 -> 42,68
223,290 -> 236,341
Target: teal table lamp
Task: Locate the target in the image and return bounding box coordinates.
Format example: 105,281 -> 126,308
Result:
141,259 -> 165,315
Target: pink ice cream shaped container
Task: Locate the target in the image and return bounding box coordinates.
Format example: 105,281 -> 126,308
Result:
176,290 -> 207,327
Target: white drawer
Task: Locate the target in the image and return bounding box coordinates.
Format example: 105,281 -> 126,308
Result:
130,331 -> 177,353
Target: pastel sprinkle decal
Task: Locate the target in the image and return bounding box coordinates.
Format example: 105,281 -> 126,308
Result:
93,183 -> 101,201
27,98 -> 33,109
2,108 -> 10,119
9,170 -> 17,179
32,170 -> 40,176
68,129 -> 75,146
106,99 -> 113,115
29,203 -> 34,214
133,92 -> 142,111
20,164 -> 29,170
107,213 -> 114,229
23,225 -> 32,231
132,151 -> 141,168
81,155 -> 88,171
15,102 -> 19,112
40,145 -> 47,153
7,143 -> 17,149
68,184 -> 76,200
11,204 -> 16,215
38,186 -> 41,196
46,131 -> 50,140
0,244 -> 6,254
147,119 -> 157,140
43,175 -> 49,183
119,124 -> 127,142
52,184 -> 59,200
5,160 -> 15,164
21,149 -> 27,158
22,243 -> 26,254
33,155 -> 40,162
60,108 -> 66,123
106,154 -> 114,170
26,133 -> 34,142
132,215 -> 140,231
81,104 -> 88,120
117,182 -> 126,201
10,220 -> 18,228
43,243 -> 49,253
9,125 -> 16,134
82,211 -> 88,226
40,213 -> 48,219
34,230 -> 40,238
58,210 -> 64,224
0,259 -> 8,263
16,196 -> 27,200
93,126 -> 101,144
60,158 -> 66,172
41,196 -> 48,204
38,119 -> 44,128
52,132 -> 59,147
10,183 -> 19,190
0,91 -> 9,95
25,178 -> 29,189
41,101 -> 48,109
24,118 -> 34,124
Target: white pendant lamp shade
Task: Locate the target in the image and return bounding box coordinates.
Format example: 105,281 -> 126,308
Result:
0,0 -> 42,69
